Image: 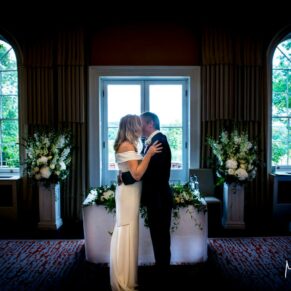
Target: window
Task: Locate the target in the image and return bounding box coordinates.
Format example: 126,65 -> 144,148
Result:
88,66 -> 200,186
271,38 -> 291,168
0,38 -> 19,172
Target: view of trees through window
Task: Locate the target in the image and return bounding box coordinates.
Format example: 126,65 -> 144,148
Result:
272,38 -> 291,166
0,39 -> 19,168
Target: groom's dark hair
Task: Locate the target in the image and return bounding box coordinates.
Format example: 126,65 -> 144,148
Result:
141,112 -> 160,130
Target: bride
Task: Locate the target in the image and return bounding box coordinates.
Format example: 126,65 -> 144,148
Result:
110,114 -> 162,291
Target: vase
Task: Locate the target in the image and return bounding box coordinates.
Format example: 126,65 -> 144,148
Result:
38,182 -> 63,230
222,182 -> 245,229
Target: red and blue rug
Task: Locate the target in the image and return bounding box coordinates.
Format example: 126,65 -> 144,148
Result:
2,237 -> 291,290
208,236 -> 291,290
0,239 -> 85,290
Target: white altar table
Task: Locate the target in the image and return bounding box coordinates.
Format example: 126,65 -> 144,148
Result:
82,204 -> 208,265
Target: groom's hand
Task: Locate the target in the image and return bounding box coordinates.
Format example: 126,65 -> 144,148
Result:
121,171 -> 137,185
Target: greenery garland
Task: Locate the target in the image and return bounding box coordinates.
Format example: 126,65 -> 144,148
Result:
83,182 -> 207,231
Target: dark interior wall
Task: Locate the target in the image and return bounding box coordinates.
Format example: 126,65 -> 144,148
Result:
89,19 -> 201,65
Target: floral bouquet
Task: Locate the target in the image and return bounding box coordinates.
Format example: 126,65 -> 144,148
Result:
83,184 -> 116,213
170,182 -> 207,231
24,129 -> 72,185
172,182 -> 207,213
207,130 -> 258,185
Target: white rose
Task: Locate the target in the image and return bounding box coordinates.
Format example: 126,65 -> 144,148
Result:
235,168 -> 248,181
37,156 -> 49,165
239,162 -> 247,170
228,168 -> 236,175
226,159 -> 238,169
103,190 -> 114,200
40,166 -> 51,179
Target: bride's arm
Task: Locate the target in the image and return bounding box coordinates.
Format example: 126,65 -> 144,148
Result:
118,141 -> 162,181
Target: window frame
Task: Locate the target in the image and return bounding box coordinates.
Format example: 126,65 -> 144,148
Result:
268,31 -> 291,173
88,66 -> 200,187
0,37 -> 19,174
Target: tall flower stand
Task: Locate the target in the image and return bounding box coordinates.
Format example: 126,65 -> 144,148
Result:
222,182 -> 245,229
38,183 -> 63,230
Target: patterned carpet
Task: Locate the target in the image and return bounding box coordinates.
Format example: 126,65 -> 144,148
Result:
0,239 -> 85,290
1,237 -> 291,290
208,236 -> 291,290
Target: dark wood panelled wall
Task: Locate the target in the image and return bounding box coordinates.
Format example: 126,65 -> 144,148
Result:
0,17 -> 290,226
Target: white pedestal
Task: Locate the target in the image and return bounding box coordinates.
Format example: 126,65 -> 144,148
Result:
82,204 -> 208,265
222,182 -> 245,229
38,183 -> 63,230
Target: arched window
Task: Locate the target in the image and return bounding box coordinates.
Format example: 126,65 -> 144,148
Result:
0,37 -> 19,171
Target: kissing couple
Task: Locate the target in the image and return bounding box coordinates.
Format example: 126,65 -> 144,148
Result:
110,112 -> 173,291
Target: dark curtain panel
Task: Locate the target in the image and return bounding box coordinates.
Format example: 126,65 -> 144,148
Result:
56,30 -> 87,220
201,25 -> 269,226
21,29 -> 87,221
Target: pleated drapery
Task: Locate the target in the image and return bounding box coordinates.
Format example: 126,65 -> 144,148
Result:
201,25 -> 269,224
21,29 -> 87,220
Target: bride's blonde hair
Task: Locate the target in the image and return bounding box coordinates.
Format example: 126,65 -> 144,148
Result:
114,114 -> 142,152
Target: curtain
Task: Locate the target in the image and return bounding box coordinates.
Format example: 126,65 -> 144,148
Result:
21,28 -> 87,221
56,30 -> 87,220
201,25 -> 269,225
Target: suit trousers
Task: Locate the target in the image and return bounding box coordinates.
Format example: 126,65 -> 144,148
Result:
147,203 -> 172,268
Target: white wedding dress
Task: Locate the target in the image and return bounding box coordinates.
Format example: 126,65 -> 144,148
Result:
110,151 -> 143,291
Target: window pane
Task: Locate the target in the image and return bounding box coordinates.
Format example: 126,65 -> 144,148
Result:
0,71 -> 18,95
149,85 -> 182,126
272,118 -> 289,165
0,39 -> 19,170
1,120 -> 19,167
272,92 -> 288,116
1,95 -> 18,119
107,84 -> 141,170
108,127 -> 118,170
161,127 -> 182,169
149,84 -> 183,169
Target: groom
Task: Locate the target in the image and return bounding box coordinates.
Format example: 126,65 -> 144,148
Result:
122,111 -> 173,270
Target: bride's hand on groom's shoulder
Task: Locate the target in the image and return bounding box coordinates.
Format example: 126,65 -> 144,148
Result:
147,140 -> 163,157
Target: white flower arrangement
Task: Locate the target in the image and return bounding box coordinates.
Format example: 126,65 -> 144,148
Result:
24,129 -> 72,186
83,184 -> 116,213
208,129 -> 258,185
83,182 -> 207,231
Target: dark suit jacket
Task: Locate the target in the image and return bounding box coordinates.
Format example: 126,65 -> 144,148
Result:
122,132 -> 172,208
